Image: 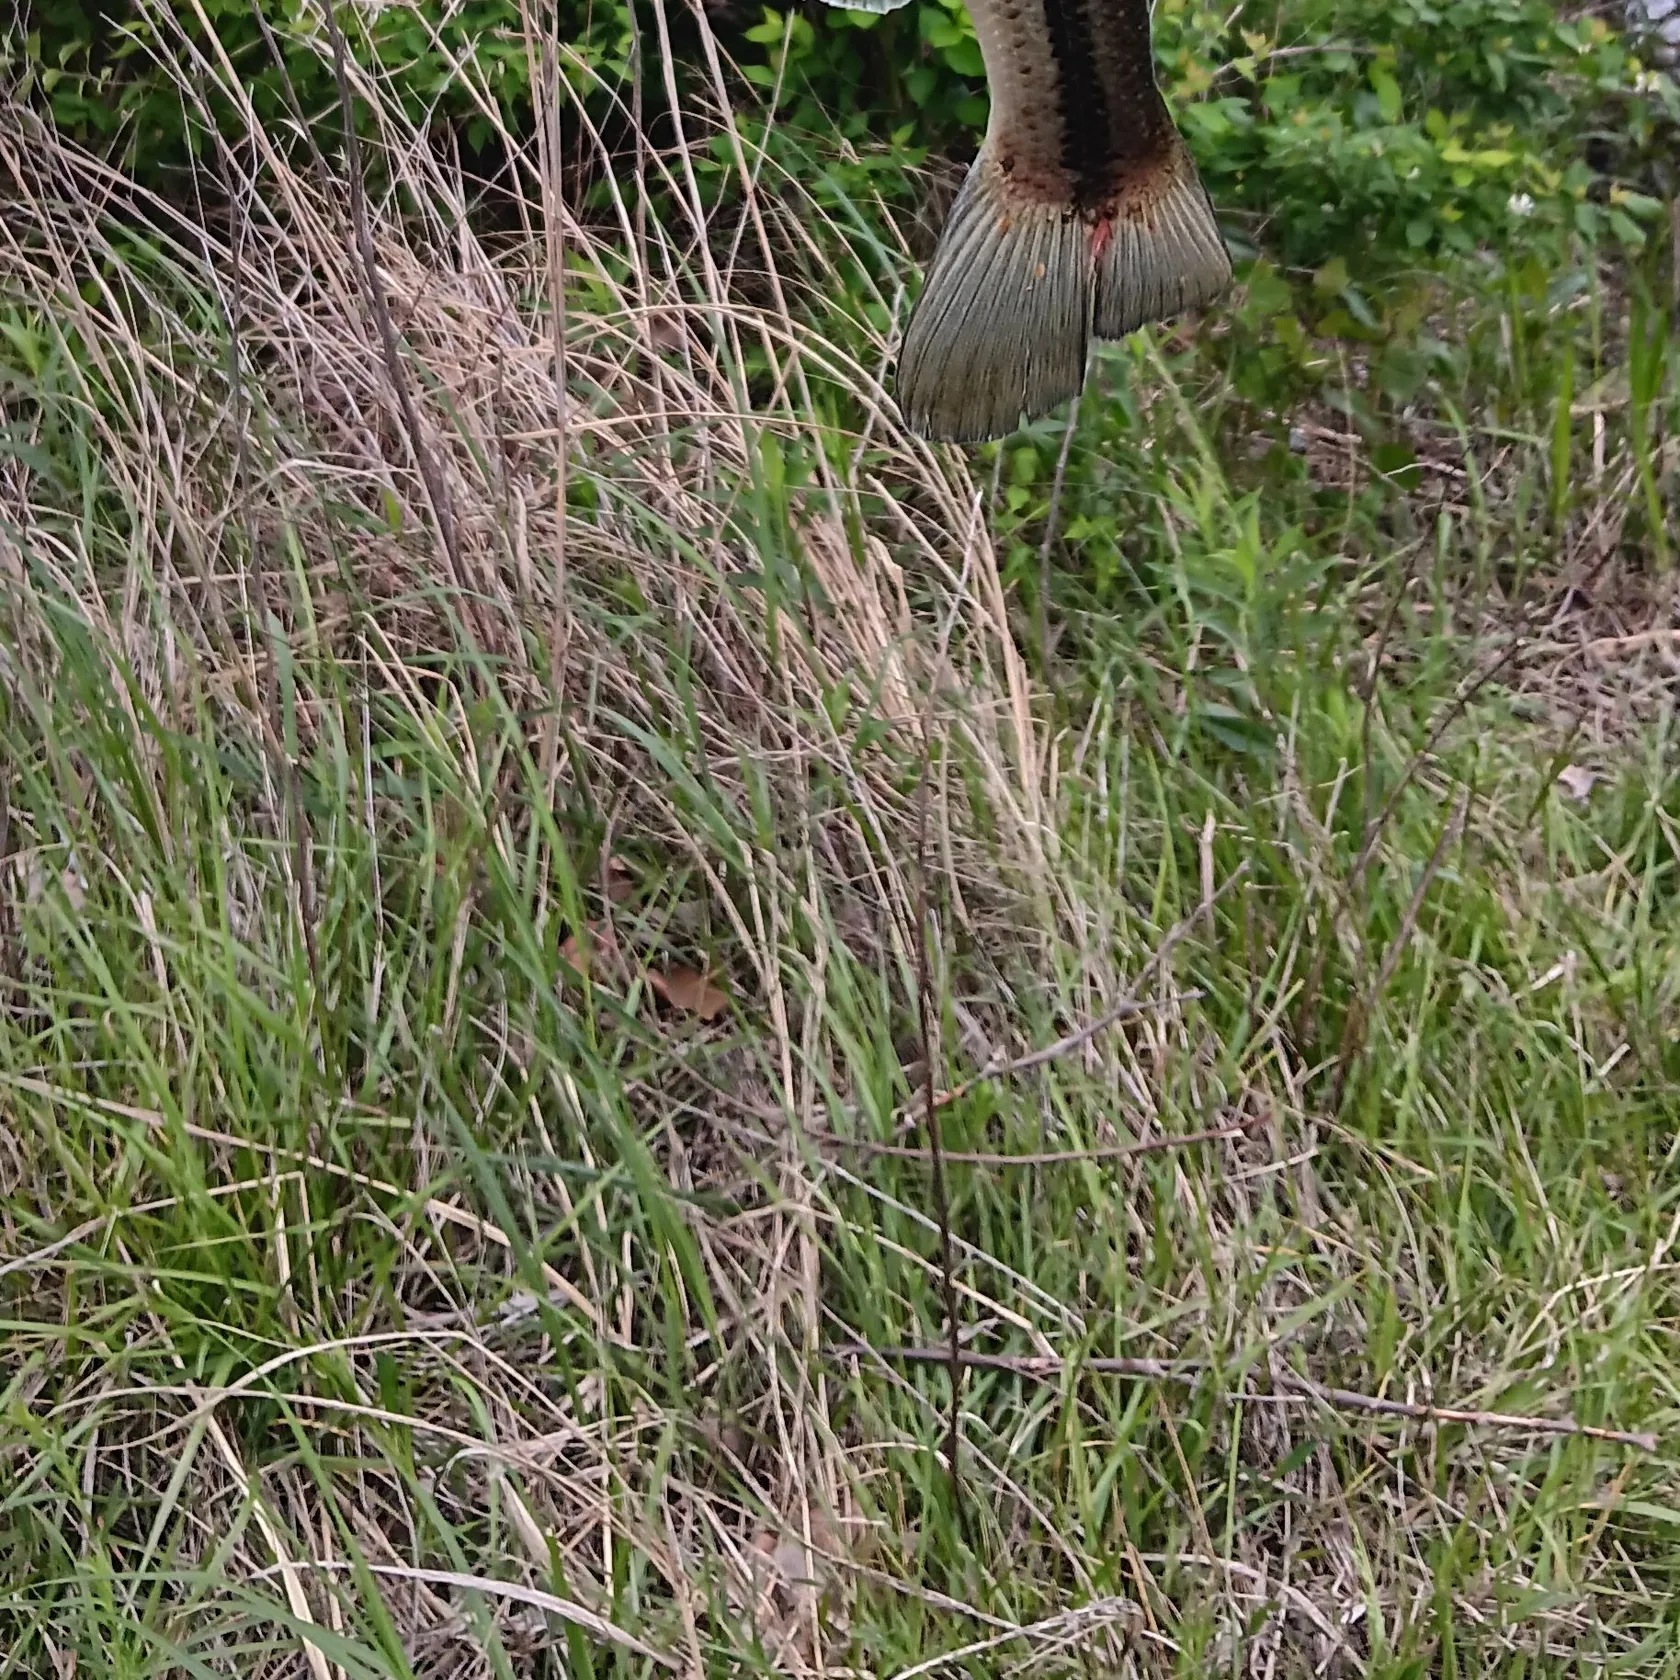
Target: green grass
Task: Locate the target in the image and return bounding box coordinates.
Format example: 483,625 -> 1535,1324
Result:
2,6 -> 1680,1677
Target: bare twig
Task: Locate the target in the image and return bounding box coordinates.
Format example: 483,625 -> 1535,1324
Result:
905,988 -> 1201,1120
515,0 -> 574,773
321,0 -> 481,645
840,1346 -> 1658,1451
822,1114 -> 1262,1166
985,989 -> 1203,1084
902,866 -> 1246,1125
0,770 -> 11,984
901,529 -> 988,1523
840,1345 -> 1207,1383
884,1595 -> 1148,1680
914,728 -> 963,1515
1124,860 -> 1247,994
253,1562 -> 678,1667
1266,1372 -> 1659,1453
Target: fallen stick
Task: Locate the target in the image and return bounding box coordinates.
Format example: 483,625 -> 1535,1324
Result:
835,1344 -> 1208,1383
820,1115 -> 1262,1167
891,868 -> 1250,1124
1264,1372 -> 1659,1453
837,1345 -> 1657,1452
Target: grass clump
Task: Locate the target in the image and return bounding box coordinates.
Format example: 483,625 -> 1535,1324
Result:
2,3 -> 1680,1677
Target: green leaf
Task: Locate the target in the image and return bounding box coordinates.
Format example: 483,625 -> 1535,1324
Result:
743,9 -> 787,45
1370,64 -> 1403,123
919,6 -> 963,48
1244,267 -> 1294,318
1312,255 -> 1349,297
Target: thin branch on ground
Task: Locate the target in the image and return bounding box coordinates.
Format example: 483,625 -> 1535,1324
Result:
895,867 -> 1247,1127
322,0 -> 481,646
914,727 -> 963,1519
842,1345 -> 1208,1382
842,1346 -> 1658,1451
1265,1373 -> 1660,1453
820,1114 -> 1263,1166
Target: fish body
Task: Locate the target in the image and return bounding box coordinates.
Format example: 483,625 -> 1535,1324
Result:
821,0 -> 1231,440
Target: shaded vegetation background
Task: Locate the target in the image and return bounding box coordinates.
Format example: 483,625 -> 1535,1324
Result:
17,0 -> 1680,544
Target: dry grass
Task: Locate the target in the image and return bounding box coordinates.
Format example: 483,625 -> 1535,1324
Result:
2,5 -> 1680,1677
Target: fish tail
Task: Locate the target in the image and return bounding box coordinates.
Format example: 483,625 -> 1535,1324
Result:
895,153 -> 1092,444
1093,143 -> 1231,342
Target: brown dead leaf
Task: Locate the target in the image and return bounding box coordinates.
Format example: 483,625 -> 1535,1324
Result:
560,922 -> 615,979
603,853 -> 636,903
649,964 -> 729,1021
771,1537 -> 810,1588
740,1521 -> 834,1667
1556,764 -> 1600,802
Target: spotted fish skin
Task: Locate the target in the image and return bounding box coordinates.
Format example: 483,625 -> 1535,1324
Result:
822,0 -> 1231,441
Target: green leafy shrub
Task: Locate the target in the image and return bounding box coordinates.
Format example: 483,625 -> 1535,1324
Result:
14,0 -> 1674,277
14,0 -> 1673,617
12,0 -> 629,173
759,0 -> 1674,270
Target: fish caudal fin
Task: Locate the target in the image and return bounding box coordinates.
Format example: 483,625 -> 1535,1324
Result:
1093,146 -> 1231,342
896,157 -> 1092,444
894,145 -> 1231,442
